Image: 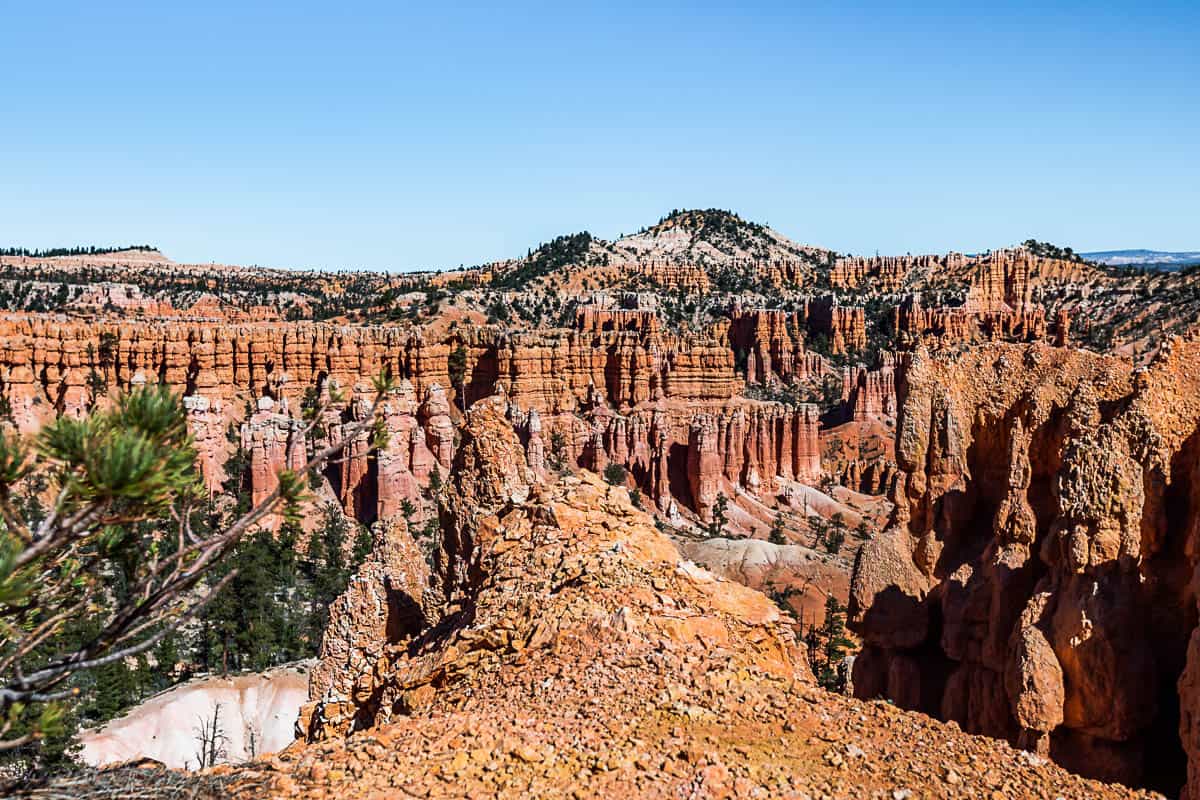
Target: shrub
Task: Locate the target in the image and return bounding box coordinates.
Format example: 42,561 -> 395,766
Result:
602,463 -> 627,486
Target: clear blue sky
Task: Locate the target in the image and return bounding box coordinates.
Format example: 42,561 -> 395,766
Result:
2,1 -> 1197,271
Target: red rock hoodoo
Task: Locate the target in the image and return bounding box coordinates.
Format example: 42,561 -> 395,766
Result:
0,317 -> 832,530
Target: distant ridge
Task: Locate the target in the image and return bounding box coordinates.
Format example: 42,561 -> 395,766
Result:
1082,249 -> 1200,270
0,245 -> 158,259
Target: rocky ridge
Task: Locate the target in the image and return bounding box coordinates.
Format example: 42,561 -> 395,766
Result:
485,209 -> 830,292
216,395 -> 1158,800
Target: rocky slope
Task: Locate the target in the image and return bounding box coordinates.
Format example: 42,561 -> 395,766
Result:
200,394 -> 1159,800
676,535 -> 852,624
849,333 -> 1200,795
614,208 -> 828,265
300,396 -> 809,736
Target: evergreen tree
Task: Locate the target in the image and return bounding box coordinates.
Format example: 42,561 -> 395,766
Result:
427,463 -> 442,496
400,498 -> 417,526
769,514 -> 788,545
350,521 -> 373,566
706,494 -> 729,538
0,377 -> 392,772
603,463 -> 626,486
806,596 -> 854,692
301,503 -> 363,647
810,515 -> 829,550
548,431 -> 567,472
200,524 -> 303,674
824,513 -> 848,554
447,344 -> 469,411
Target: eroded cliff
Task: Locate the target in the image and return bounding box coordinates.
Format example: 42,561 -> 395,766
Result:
850,335 -> 1200,795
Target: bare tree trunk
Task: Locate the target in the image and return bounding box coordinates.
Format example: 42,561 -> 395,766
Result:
193,702 -> 229,769
246,722 -> 259,759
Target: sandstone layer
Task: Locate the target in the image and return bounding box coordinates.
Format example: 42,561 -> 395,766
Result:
831,247 -> 1100,293
0,316 -> 834,531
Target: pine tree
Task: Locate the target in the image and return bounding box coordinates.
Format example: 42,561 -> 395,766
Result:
548,431 -> 567,472
769,514 -> 787,545
301,503 -> 363,648
603,463 -> 626,486
706,494 -> 729,538
350,522 -> 373,566
201,524 -> 304,673
808,596 -> 854,692
825,513 -> 848,554
447,344 -> 469,411
0,377 -> 392,765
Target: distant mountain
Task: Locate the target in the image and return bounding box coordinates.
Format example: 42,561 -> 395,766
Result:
1082,249 -> 1200,270
614,208 -> 828,265
488,209 -> 831,289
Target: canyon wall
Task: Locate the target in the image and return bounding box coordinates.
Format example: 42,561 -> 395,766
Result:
830,254 -> 962,291
513,393 -> 821,522
0,317 -> 827,529
964,248 -> 1033,312
840,353 -> 905,422
488,326 -> 744,411
803,296 -> 868,354
0,318 -> 457,431
893,294 -> 1048,346
726,301 -> 866,386
848,336 -> 1200,796
831,248 -> 1087,352
574,306 -> 661,335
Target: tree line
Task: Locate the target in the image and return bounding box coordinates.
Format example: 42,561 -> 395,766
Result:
0,245 -> 158,258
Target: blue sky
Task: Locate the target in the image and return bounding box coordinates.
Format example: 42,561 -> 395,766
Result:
2,1 -> 1197,271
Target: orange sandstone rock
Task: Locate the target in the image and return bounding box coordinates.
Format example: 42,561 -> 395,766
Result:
301,395 -> 810,743
851,335 -> 1200,793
